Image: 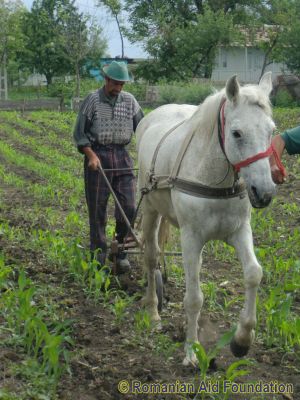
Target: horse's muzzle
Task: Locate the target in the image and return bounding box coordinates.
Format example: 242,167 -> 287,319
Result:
249,186 -> 273,208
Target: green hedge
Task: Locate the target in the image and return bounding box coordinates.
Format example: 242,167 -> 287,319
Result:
271,89 -> 300,108
8,76 -> 213,106
158,82 -> 213,105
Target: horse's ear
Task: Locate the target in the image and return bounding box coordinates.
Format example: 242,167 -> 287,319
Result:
259,72 -> 273,96
226,75 -> 239,104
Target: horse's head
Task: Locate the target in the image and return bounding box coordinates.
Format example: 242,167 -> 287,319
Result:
223,72 -> 276,208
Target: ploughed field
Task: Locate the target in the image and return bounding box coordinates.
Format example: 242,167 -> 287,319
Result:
0,109 -> 299,400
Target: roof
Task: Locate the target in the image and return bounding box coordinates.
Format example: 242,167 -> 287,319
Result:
233,24 -> 281,47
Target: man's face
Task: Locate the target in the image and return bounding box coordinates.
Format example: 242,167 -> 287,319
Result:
105,77 -> 125,97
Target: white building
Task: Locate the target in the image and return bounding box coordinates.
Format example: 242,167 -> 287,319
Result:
211,25 -> 289,83
211,46 -> 288,83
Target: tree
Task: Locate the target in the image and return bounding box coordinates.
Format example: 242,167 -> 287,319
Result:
278,18 -> 300,74
124,0 -> 259,42
96,0 -> 125,57
271,0 -> 300,74
19,0 -> 107,88
59,5 -> 107,96
123,0 -> 258,81
247,0 -> 296,80
0,0 -> 26,98
19,0 -> 70,85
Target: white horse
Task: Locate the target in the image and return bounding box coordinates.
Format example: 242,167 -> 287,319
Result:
136,73 -> 276,366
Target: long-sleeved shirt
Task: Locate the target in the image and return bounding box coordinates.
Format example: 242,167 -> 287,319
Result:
281,125 -> 300,155
73,87 -> 144,152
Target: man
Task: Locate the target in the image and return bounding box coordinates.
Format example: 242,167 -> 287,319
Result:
73,61 -> 144,271
270,125 -> 300,183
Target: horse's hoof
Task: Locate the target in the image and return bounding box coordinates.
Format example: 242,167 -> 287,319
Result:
152,320 -> 162,331
230,338 -> 250,357
183,346 -> 198,368
182,356 -> 197,368
149,312 -> 161,323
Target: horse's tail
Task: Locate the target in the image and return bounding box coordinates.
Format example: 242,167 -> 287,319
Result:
137,214 -> 170,276
136,214 -> 170,252
158,216 -> 170,254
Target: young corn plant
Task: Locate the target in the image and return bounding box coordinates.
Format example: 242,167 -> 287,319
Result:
192,329 -> 252,400
192,329 -> 235,382
134,310 -> 151,334
0,264 -> 73,385
110,292 -> 134,324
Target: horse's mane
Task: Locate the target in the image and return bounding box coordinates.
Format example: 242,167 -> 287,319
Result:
188,82 -> 272,138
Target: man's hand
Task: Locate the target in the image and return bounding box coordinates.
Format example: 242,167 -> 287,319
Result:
88,154 -> 101,170
270,163 -> 286,184
82,147 -> 101,171
270,135 -> 287,184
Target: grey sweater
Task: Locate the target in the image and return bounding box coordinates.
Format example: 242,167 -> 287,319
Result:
73,87 -> 144,152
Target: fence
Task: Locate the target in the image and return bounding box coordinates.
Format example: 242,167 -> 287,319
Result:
0,98 -> 61,111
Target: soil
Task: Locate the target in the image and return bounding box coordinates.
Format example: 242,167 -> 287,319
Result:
0,127 -> 299,400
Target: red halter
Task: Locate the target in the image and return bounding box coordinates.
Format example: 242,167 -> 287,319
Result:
220,102 -> 286,175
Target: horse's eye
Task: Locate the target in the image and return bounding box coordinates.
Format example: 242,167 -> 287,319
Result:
232,130 -> 242,139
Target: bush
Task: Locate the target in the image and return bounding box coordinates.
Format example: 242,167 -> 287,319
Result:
77,78 -> 100,97
158,82 -> 213,105
124,83 -> 147,101
271,89 -> 299,107
9,85 -> 49,100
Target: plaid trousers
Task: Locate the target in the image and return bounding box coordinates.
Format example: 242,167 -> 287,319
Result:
84,144 -> 136,260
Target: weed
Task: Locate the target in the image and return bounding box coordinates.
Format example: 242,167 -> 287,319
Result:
134,310 -> 151,334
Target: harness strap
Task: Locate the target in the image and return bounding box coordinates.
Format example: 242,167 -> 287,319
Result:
149,120 -> 185,178
169,127 -> 197,180
144,99 -> 245,199
172,177 -> 246,199
217,98 -> 227,156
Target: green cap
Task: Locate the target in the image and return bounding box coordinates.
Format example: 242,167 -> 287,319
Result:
102,61 -> 131,82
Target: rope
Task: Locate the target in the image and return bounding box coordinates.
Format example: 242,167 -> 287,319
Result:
271,143 -> 287,177
102,168 -> 139,172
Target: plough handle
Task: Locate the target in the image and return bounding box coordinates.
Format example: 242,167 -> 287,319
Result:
97,164 -> 142,249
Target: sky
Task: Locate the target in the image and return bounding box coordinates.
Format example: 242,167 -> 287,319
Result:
21,0 -> 147,59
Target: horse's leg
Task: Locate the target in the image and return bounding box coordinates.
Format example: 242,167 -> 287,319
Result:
180,227 -> 204,366
142,207 -> 161,322
228,223 -> 263,356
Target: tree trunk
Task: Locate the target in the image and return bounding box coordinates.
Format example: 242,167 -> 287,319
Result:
258,35 -> 278,82
115,13 -> 124,58
75,63 -> 80,98
45,73 -> 52,86
0,52 -> 8,100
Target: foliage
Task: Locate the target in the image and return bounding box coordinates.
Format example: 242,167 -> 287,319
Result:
158,82 -> 213,104
192,329 -> 235,380
124,0 -> 258,41
19,0 -> 69,85
249,0 -> 298,79
97,0 -> 124,57
59,7 -> 107,96
18,0 -> 107,87
277,6 -> 300,74
123,0 -> 256,81
271,89 -> 299,108
124,82 -> 147,101
131,5 -> 238,82
0,0 -> 27,89
0,261 -> 73,383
